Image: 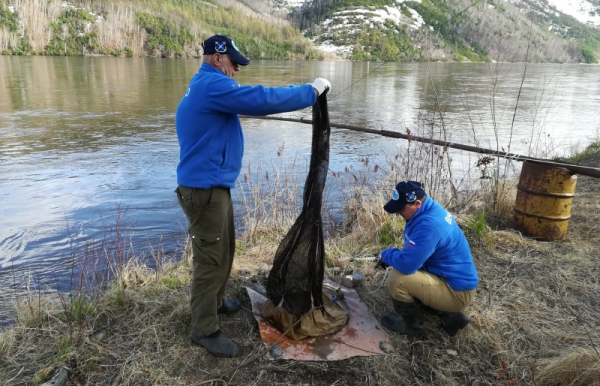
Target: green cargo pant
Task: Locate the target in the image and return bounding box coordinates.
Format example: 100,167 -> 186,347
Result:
388,269 -> 475,312
176,186 -> 235,337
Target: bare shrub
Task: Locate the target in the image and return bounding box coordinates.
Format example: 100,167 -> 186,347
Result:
12,0 -> 62,52
93,3 -> 145,55
237,144 -> 305,244
0,28 -> 19,51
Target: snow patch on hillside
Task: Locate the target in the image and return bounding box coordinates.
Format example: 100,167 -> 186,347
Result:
545,0 -> 600,28
282,0 -> 307,7
313,41 -> 353,57
61,1 -> 104,23
309,0 -> 425,59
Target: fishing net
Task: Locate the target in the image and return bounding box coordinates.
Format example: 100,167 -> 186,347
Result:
263,91 -> 349,340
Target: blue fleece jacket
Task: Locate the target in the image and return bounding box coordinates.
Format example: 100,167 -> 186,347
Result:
176,63 -> 317,189
381,197 -> 479,291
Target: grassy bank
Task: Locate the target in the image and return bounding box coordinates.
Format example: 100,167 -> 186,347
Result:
1,144 -> 599,385
0,0 -> 322,59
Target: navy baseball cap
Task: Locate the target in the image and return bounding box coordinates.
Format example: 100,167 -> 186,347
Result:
383,181 -> 426,213
202,35 -> 250,66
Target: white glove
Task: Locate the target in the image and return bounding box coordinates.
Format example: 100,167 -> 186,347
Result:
310,78 -> 331,96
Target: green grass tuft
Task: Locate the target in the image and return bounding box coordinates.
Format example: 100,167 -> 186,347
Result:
378,216 -> 405,246
462,211 -> 493,249
568,141 -> 600,164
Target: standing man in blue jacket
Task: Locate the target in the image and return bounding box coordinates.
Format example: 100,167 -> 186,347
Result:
175,34 -> 331,357
379,181 -> 478,337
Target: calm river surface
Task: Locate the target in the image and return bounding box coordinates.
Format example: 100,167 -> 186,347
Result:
1,56 -> 599,292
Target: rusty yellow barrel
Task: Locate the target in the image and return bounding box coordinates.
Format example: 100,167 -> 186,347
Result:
513,161 -> 577,241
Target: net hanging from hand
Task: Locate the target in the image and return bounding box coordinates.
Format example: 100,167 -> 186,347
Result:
263,91 -> 348,340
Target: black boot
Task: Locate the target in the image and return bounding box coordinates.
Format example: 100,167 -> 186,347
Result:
190,330 -> 238,357
380,300 -> 424,337
438,311 -> 470,336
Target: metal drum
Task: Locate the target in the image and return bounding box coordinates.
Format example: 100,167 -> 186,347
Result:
514,161 -> 578,241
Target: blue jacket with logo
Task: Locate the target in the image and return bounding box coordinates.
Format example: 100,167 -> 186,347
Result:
176,63 -> 317,189
381,197 -> 479,291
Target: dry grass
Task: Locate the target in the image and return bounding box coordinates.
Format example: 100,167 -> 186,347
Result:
1,152 -> 599,386
536,349 -> 600,386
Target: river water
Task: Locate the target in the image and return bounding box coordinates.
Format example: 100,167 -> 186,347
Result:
1,56 -> 599,293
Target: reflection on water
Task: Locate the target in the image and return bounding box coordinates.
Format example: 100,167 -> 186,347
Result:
1,56 -> 599,292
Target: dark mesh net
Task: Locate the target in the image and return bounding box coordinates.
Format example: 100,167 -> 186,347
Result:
266,91 -> 331,319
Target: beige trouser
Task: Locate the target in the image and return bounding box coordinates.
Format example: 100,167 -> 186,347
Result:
176,186 -> 235,336
388,269 -> 475,312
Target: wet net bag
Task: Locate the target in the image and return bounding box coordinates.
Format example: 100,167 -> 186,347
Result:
263,91 -> 349,340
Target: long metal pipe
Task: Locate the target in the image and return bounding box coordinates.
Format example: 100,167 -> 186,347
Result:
241,115 -> 600,179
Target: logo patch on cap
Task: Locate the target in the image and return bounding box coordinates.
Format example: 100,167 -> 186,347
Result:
406,192 -> 416,203
392,188 -> 399,201
215,41 -> 227,53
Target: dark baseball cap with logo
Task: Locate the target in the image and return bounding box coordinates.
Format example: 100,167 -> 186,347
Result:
202,34 -> 250,66
383,181 -> 426,213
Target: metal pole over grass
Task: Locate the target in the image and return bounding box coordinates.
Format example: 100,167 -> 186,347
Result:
242,115 -> 600,179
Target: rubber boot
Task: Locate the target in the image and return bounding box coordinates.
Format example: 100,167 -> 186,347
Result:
438,311 -> 470,336
380,300 -> 424,336
190,330 -> 238,357
217,299 -> 241,316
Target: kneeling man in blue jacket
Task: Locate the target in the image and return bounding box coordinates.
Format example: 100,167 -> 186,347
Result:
379,181 -> 479,336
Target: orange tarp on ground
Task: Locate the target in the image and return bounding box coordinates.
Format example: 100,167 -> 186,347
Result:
246,282 -> 391,361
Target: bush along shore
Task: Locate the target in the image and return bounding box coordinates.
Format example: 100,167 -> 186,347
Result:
1,141 -> 600,386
